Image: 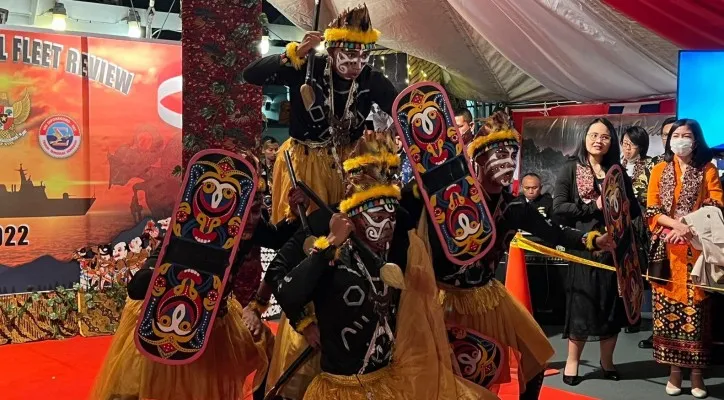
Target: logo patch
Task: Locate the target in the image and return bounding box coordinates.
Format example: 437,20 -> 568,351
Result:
0,91 -> 31,146
39,115 -> 82,158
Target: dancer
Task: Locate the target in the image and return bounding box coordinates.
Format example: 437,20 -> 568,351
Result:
646,118 -> 721,398
90,161 -> 308,400
401,111 -> 614,399
243,4 -> 397,224
271,132 -> 495,399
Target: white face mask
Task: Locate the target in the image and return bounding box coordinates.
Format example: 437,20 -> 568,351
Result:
670,138 -> 694,157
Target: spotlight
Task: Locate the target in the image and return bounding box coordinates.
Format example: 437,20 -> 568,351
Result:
127,10 -> 142,38
260,35 -> 270,55
51,2 -> 67,31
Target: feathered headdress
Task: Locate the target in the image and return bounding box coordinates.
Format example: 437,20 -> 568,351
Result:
324,4 -> 380,50
467,110 -> 521,160
339,131 -> 401,216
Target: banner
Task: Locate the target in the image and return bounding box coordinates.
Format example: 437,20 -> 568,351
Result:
0,28 -> 182,294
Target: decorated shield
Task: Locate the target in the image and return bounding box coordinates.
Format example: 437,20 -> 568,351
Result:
135,149 -> 257,365
602,165 -> 643,325
447,324 -> 508,389
392,81 -> 495,265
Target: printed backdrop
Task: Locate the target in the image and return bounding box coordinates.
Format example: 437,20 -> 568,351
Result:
520,114 -> 674,195
0,29 -> 182,294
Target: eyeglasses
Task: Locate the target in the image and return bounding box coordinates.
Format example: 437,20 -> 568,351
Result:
587,132 -> 612,143
622,141 -> 637,149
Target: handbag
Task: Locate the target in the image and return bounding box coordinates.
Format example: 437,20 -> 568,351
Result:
648,226 -> 671,281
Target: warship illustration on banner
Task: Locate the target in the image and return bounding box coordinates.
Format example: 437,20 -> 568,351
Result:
0,164 -> 95,218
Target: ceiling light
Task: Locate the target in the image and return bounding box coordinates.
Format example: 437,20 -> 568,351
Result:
51,2 -> 67,31
260,35 -> 270,55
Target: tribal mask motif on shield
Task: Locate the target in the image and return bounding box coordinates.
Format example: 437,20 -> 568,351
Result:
136,151 -> 258,363
173,156 -> 254,249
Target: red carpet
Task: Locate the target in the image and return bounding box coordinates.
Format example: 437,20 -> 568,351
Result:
0,323 -> 597,400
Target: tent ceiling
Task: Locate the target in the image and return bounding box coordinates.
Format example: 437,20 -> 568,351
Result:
268,0 -> 680,103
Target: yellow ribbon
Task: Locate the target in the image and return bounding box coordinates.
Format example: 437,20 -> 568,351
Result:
511,233 -> 724,294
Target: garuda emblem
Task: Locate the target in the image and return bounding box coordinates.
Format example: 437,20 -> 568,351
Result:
0,91 -> 31,146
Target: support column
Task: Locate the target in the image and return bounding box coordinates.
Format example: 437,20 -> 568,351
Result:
181,0 -> 263,165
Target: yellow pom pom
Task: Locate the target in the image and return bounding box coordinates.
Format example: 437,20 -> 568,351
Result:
313,236 -> 331,250
284,42 -> 306,70
585,231 -> 602,251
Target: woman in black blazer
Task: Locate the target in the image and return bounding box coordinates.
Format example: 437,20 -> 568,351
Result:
552,118 -> 641,386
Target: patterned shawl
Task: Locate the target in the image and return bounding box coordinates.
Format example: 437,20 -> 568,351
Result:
659,161 -> 704,219
575,163 -> 599,203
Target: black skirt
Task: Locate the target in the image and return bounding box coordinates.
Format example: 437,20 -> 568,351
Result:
563,248 -> 627,341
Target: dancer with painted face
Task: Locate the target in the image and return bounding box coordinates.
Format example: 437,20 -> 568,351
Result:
401,111 -> 615,400
243,4 -> 397,224
272,132 -> 496,400
90,154 -> 307,400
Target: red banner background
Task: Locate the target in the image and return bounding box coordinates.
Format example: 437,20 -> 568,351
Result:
0,28 -> 181,292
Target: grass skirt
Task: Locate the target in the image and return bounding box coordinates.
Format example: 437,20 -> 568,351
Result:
303,232 -> 497,400
440,280 -> 554,392
270,138 -> 352,224
90,298 -> 271,400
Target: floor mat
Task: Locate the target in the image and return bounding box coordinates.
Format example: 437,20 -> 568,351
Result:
0,321 -> 596,400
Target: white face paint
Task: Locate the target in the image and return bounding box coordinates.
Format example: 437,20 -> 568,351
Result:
361,204 -> 396,242
352,203 -> 396,252
482,145 -> 518,186
332,49 -> 370,80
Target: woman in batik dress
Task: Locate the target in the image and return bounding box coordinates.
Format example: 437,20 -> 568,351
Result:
646,118 -> 722,398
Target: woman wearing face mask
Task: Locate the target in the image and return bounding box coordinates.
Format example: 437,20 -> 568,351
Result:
553,118 -> 640,386
646,119 -> 722,398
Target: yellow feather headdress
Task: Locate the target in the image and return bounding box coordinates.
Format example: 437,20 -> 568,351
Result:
324,4 -> 380,50
340,131 -> 401,215
467,110 -> 521,160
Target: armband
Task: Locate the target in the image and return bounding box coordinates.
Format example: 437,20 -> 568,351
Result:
583,231 -> 602,251
284,42 -> 306,70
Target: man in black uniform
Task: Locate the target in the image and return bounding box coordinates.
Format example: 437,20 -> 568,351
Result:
242,4 -> 397,224
520,173 -> 554,219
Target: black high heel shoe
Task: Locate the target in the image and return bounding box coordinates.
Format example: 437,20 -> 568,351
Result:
599,361 -> 620,381
562,374 -> 583,386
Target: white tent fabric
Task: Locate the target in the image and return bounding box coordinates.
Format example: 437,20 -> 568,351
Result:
268,0 -> 679,103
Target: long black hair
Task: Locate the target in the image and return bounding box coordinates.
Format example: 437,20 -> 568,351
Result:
574,117 -> 621,170
663,118 -> 713,169
622,125 -> 650,158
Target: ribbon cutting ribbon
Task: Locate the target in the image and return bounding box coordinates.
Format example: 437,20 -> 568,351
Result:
511,233 -> 724,294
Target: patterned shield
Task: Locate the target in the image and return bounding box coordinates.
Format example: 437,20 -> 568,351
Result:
393,81 -> 495,265
135,149 -> 257,365
602,165 -> 643,325
447,324 -> 507,389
